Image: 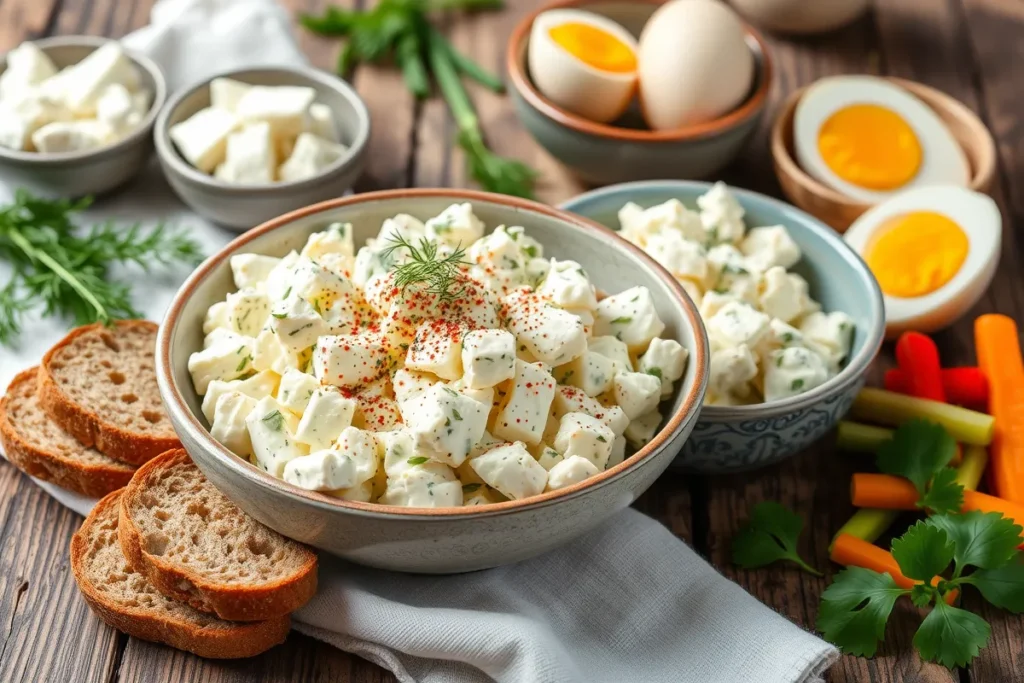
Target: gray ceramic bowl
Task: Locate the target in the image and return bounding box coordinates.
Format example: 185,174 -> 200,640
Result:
155,66 -> 370,231
157,188 -> 709,573
506,0 -> 773,186
0,36 -> 166,198
561,180 -> 885,473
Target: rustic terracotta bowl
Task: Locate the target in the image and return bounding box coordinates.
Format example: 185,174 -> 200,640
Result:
157,188 -> 709,573
771,77 -> 997,232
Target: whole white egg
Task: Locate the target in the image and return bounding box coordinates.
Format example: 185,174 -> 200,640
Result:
794,76 -> 969,203
527,9 -> 639,124
844,185 -> 1000,337
730,0 -> 868,35
637,0 -> 754,131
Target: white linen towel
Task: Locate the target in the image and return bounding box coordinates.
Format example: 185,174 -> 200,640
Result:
0,1 -> 839,681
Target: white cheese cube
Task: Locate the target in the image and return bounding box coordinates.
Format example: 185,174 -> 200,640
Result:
252,328 -> 302,376
307,102 -> 338,141
706,301 -> 770,350
246,396 -> 308,477
0,91 -> 68,150
644,231 -> 708,284
536,444 -> 564,471
283,449 -> 357,491
285,255 -> 357,308
425,202 -> 485,248
352,383 -> 402,432
637,338 -> 688,397
799,311 -> 854,364
61,43 -> 140,115
556,350 -> 615,398
379,462 -> 462,507
552,385 -> 629,436
399,384 -> 489,467
95,83 -> 146,133
461,329 -> 516,389
269,295 -> 328,352
553,412 -> 615,469
707,245 -> 760,302
223,287 -> 269,337
608,435 -> 627,469
201,370 -> 280,422
229,253 -> 281,291
406,320 -> 465,381
462,484 -> 505,506
295,386 -> 357,451
505,293 -> 587,366
470,442 -> 548,501
217,121 -> 276,184
612,371 -> 662,420
587,336 -> 633,376
493,360 -> 557,445
236,85 -> 316,139
700,290 -> 741,320
451,378 -> 493,407
302,222 -> 355,263
209,77 -> 251,113
188,335 -> 256,394
169,106 -> 238,172
624,410 -> 662,448
708,345 -> 758,401
537,260 -> 597,311
697,182 -> 745,244
546,455 -> 600,491
758,267 -> 804,323
466,226 -> 539,293
617,199 -> 706,246
379,429 -> 422,477
593,286 -> 665,352
276,368 -> 320,415
31,119 -> 113,153
210,391 -> 258,457
313,332 -> 388,389
377,213 -> 426,243
741,225 -> 801,271
679,278 -> 704,306
392,367 -> 439,405
262,250 -> 300,300
328,480 -> 373,502
0,43 -> 57,100
278,132 -> 348,182
332,427 -> 380,484
764,346 -> 830,402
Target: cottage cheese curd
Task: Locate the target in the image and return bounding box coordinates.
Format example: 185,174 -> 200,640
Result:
618,183 -> 854,406
190,205 -> 689,507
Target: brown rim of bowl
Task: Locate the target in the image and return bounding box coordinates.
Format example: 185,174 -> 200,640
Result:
770,77 -> 998,210
158,187 -> 709,519
506,0 -> 773,143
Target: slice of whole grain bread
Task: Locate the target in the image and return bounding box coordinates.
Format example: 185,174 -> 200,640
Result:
71,490 -> 290,659
119,449 -> 318,622
37,320 -> 180,465
0,368 -> 136,497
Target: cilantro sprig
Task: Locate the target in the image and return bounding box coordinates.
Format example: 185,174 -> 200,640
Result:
876,419 -> 964,514
730,501 -> 822,576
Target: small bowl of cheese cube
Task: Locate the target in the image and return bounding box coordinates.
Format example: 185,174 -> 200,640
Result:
561,180 -> 885,473
156,188 -> 709,572
155,66 -> 370,231
0,36 -> 165,197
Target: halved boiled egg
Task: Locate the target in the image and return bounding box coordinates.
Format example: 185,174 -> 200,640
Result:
844,185 -> 1000,337
528,9 -> 638,123
794,76 -> 969,203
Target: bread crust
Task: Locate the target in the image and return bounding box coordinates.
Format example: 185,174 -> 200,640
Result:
72,491 -> 291,659
119,450 -> 318,622
37,320 -> 181,465
0,368 -> 136,497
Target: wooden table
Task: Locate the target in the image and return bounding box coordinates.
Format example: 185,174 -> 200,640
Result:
1,0 -> 1021,681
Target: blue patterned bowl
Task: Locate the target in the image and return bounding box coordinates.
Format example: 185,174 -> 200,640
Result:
561,180 -> 885,473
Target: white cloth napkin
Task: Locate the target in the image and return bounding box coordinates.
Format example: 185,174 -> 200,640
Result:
0,1 -> 839,681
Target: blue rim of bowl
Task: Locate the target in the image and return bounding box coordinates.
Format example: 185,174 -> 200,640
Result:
154,64 -> 371,193
559,179 -> 885,420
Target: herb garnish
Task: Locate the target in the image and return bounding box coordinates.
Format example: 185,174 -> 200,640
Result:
382,235 -> 469,303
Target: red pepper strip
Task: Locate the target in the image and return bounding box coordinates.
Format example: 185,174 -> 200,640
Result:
895,332 -> 946,402
884,368 -> 990,408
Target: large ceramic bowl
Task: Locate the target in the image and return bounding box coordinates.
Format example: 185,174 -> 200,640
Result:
561,181 -> 885,473
157,188 -> 709,573
506,0 -> 772,186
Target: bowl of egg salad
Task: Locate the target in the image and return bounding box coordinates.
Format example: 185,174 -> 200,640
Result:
561,180 -> 885,473
156,188 -> 709,573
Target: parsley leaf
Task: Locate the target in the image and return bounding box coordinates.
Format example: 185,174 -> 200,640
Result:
927,511 -> 1024,572
730,502 -> 821,575
876,420 -> 957,495
913,599 -> 990,669
918,467 -> 965,515
817,567 -> 907,657
966,557 -> 1024,612
407,456 -> 429,465
891,521 -> 954,582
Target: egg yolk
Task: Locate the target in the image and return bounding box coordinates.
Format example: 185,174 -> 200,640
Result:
548,22 -> 637,74
818,104 -> 923,190
865,211 -> 969,298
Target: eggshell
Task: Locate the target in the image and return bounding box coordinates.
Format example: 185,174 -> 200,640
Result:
844,185 -> 1001,337
730,0 -> 868,35
528,9 -> 638,123
637,0 -> 754,131
794,76 -> 969,203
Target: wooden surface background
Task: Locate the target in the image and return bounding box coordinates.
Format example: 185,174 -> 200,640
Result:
0,0 -> 1022,681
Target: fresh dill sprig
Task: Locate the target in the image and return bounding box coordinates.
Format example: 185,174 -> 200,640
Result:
0,190 -> 204,345
381,235 -> 469,303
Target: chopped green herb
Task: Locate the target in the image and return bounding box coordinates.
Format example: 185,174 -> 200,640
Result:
452,409 -> 463,421
611,316 -> 632,325
262,410 -> 285,432
407,456 -> 429,465
791,378 -> 805,391
646,367 -> 663,380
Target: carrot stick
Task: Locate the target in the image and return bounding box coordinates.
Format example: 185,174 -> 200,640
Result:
975,314 -> 1024,504
962,490 -> 1024,535
885,368 -> 989,407
895,332 -> 946,402
830,533 -> 957,604
850,388 -> 994,446
851,473 -> 920,509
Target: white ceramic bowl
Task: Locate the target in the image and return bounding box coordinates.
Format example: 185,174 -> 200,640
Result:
157,188 -> 709,573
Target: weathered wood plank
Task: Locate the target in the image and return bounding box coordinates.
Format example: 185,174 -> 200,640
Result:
0,0 -> 62,48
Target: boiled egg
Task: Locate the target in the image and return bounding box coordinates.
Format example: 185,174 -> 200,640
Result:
844,185 -> 1000,337
637,0 -> 754,130
794,76 -> 969,203
528,9 -> 638,124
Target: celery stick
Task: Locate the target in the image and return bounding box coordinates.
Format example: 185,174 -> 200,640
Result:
850,387 -> 994,446
836,421 -> 892,452
955,445 -> 989,490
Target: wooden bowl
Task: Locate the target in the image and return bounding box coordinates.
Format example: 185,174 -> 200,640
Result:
770,77 -> 996,232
